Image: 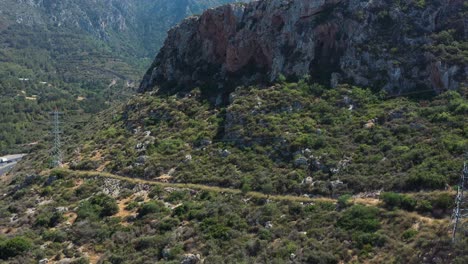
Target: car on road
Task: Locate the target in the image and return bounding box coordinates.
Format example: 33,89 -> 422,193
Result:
0,158 -> 8,163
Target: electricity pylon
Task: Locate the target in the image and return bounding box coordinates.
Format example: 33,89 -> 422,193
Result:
452,159 -> 468,242
50,110 -> 63,168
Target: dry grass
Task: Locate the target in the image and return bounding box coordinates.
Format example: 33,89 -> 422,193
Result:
96,161 -> 110,172
353,197 -> 381,206
78,244 -> 102,264
63,212 -> 78,226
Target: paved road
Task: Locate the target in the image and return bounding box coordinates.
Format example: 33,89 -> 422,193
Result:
0,162 -> 18,176
0,154 -> 26,176
1,154 -> 26,161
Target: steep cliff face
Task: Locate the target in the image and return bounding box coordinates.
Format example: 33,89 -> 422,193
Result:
140,0 -> 466,95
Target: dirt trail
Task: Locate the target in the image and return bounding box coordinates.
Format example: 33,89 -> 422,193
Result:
52,169 -> 452,210
54,169 -> 335,203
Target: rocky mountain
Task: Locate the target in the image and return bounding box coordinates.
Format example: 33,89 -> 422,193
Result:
140,0 -> 467,97
1,1 -> 467,263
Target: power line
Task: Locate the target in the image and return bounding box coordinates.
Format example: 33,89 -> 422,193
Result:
383,88 -> 437,99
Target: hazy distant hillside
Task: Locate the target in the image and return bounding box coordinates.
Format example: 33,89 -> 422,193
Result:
0,0 -> 250,58
0,0 -> 248,154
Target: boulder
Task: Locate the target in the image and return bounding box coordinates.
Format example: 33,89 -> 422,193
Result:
181,254 -> 200,264
294,156 -> 308,166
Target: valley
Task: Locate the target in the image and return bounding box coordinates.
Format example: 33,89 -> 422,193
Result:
0,0 -> 250,154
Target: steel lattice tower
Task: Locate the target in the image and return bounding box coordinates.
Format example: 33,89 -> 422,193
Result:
50,110 -> 63,168
452,160 -> 468,242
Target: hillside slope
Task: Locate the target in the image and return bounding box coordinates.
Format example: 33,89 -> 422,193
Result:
0,168 -> 463,263
59,82 -> 467,196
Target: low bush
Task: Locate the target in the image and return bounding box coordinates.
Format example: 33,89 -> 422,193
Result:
352,232 -> 386,248
337,205 -> 380,233
77,193 -> 118,220
90,194 -> 119,217
138,201 -> 168,218
0,236 -> 32,259
402,229 -> 418,241
381,192 -> 416,211
337,194 -> 352,209
42,230 -> 68,242
35,211 -> 64,227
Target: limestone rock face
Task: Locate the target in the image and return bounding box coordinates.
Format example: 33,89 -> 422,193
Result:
139,0 -> 466,95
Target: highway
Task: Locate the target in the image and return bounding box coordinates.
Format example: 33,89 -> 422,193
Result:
0,154 -> 26,176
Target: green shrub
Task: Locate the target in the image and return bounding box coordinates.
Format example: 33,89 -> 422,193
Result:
77,201 -> 100,220
401,195 -> 417,211
134,235 -> 169,251
430,193 -> 453,217
337,194 -> 352,209
416,200 -> 433,213
381,192 -> 416,211
431,193 -> 453,211
402,229 -> 418,241
275,240 -> 298,258
35,211 -> 64,227
70,159 -> 99,171
90,194 -> 119,217
166,190 -> 189,202
0,236 -> 32,259
75,182 -> 99,199
41,186 -> 53,196
381,192 -> 402,208
42,230 -> 68,242
353,232 -> 386,248
71,257 -> 90,264
338,205 -> 380,232
148,185 -> 163,198
258,228 -> 272,240
303,250 -> 339,264
157,218 -> 180,232
125,201 -> 139,211
77,193 -> 118,220
205,224 -> 231,240
138,201 -> 167,218
108,255 -> 125,264
406,172 -> 446,190
201,218 -> 232,240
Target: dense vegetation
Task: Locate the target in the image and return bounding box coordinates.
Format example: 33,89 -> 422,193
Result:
0,170 -> 464,263
59,81 -> 467,195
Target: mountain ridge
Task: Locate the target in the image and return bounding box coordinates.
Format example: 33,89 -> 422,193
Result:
140,0 -> 466,98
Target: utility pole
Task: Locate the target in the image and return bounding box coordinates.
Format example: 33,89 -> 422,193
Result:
50,110 -> 63,168
452,159 -> 468,242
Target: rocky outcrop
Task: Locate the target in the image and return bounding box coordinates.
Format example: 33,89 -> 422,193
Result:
140,0 -> 466,95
